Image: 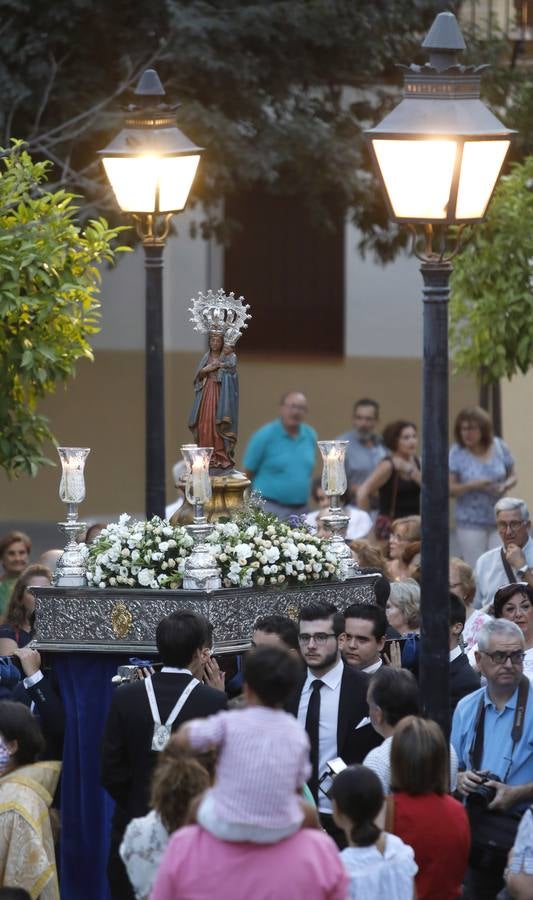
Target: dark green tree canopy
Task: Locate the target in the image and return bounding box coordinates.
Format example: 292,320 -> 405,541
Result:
0,0 -> 442,255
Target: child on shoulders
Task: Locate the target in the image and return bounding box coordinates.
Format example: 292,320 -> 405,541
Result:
175,645 -> 314,843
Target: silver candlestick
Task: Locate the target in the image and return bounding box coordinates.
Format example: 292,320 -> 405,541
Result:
182,500 -> 222,591
55,447 -> 90,587
321,495 -> 360,580
55,503 -> 88,587
181,446 -> 221,591
317,440 -> 360,580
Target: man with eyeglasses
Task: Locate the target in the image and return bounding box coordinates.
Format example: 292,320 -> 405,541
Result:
287,601 -> 381,848
473,497 -> 533,608
243,391 -> 316,520
451,618 -> 533,899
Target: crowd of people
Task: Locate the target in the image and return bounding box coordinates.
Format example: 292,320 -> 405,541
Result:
0,394 -> 531,898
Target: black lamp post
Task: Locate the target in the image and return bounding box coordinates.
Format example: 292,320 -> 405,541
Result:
99,69 -> 203,519
366,11 -> 514,737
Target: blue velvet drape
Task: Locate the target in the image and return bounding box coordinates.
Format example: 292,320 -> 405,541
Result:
53,654 -> 127,900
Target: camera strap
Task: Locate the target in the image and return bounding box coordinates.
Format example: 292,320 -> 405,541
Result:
470,675 -> 529,781
500,549 -> 519,585
145,676 -> 200,752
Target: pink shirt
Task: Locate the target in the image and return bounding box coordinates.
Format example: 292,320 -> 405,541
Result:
187,706 -> 311,828
150,825 -> 348,900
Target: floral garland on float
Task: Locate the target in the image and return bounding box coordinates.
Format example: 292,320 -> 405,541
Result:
86,502 -> 341,591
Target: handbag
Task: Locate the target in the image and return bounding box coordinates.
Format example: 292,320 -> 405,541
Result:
373,463 -> 399,541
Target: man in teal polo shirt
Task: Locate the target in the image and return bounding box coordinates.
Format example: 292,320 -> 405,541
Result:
243,391 -> 317,520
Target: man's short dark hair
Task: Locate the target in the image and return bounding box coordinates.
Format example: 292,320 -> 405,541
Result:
353,398 -> 380,417
0,701 -> 45,766
449,592 -> 466,629
343,603 -> 387,641
244,646 -> 300,707
299,602 -> 344,636
253,614 -> 299,650
368,667 -> 419,726
156,611 -> 210,667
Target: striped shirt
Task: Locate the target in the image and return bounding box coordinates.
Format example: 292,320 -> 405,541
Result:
188,706 -> 311,828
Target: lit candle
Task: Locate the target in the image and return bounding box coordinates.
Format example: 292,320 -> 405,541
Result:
60,462 -> 86,503
326,447 -> 342,495
192,457 -> 207,503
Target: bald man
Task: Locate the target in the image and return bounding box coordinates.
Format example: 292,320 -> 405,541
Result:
243,391 -> 317,520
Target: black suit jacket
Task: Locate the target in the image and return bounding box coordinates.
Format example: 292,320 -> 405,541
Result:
288,662 -> 382,769
101,672 -> 227,826
450,651 -> 481,713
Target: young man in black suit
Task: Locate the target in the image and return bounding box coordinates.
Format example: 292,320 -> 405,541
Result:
101,610 -> 227,900
288,601 -> 381,847
449,592 -> 481,712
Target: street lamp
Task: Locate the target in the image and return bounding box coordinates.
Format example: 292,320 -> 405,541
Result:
366,11 -> 514,737
99,68 -> 203,519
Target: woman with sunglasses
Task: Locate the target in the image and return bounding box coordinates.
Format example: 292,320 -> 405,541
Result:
493,583 -> 533,681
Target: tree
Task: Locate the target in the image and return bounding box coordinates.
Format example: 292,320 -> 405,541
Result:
0,1 -> 442,256
0,141 -> 128,477
449,156 -> 533,389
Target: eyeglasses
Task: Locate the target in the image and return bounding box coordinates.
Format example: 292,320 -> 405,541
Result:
298,632 -> 336,646
479,650 -> 525,665
496,520 -> 527,533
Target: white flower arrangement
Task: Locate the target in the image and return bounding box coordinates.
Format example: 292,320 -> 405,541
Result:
207,518 -> 342,589
86,514 -> 194,589
85,509 -> 342,590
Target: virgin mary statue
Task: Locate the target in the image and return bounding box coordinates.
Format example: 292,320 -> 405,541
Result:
188,331 -> 238,470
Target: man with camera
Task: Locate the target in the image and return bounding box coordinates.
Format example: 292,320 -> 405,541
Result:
451,618 -> 533,899
101,610 -> 227,900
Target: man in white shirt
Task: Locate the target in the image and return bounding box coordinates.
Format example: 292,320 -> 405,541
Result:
474,498 -> 533,608
364,666 -> 459,794
288,601 -> 381,848
338,603 -> 386,674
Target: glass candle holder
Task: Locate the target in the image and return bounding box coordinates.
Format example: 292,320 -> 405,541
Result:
317,441 -> 348,498
58,447 -> 91,504
181,446 -> 213,506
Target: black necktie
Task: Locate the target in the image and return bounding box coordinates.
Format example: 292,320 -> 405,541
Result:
305,679 -> 324,802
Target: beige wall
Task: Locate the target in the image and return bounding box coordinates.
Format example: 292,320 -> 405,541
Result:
502,373 -> 533,513
0,350 -> 478,521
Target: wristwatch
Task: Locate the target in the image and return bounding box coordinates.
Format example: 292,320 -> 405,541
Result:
517,564 -> 531,578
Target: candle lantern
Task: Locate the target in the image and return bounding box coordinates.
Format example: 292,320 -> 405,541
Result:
180,446 -> 221,591
317,440 -> 359,580
55,447 -> 91,586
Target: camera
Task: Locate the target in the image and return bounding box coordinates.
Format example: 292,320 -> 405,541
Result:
111,657 -> 155,685
467,771 -> 502,809
318,757 -> 347,799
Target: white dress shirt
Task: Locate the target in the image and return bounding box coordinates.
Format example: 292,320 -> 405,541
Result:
362,658 -> 383,675
474,536 -> 533,608
297,656 -> 344,814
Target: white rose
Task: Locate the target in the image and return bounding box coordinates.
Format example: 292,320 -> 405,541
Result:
265,546 -> 280,563
257,576 -> 266,586
138,568 -> 155,586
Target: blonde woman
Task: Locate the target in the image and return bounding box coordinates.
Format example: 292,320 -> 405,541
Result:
449,557 -> 490,650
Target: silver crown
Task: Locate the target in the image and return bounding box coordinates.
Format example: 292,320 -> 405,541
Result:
188,289 -> 251,345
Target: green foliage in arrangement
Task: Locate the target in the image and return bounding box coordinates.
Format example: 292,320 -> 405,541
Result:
450,155 -> 533,384
0,141 -> 129,477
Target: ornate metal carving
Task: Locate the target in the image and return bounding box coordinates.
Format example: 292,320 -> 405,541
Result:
110,602 -> 133,639
32,574 -> 379,655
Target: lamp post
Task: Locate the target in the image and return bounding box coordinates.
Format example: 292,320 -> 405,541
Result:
99,69 -> 203,519
366,11 -> 514,737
